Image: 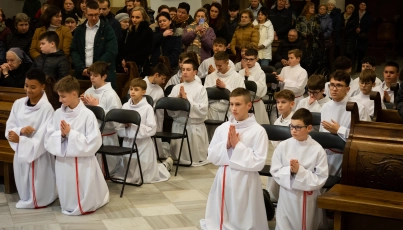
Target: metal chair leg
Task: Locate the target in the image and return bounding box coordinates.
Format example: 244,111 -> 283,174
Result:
175,137 -> 185,176
120,153 -> 133,197
152,137 -> 162,163
135,145 -> 143,186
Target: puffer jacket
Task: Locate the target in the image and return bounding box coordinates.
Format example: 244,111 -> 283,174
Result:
30,25 -> 72,59
253,20 -> 274,60
318,13 -> 333,40
230,22 -> 260,55
32,49 -> 70,81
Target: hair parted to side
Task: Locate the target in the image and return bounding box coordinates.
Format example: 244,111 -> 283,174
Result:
130,78 -> 147,91
230,87 -> 251,103
150,62 -> 170,77
274,89 -> 295,101
88,61 -> 109,77
292,108 -> 313,126
307,74 -> 326,91
182,59 -> 199,70
288,49 -> 302,59
54,76 -> 80,93
213,51 -> 229,61
213,37 -> 227,46
39,31 -> 60,47
240,41 -> 258,51
334,56 -> 352,71
41,5 -> 61,28
330,70 -> 351,86
245,48 -> 258,57
359,69 -> 376,83
158,5 -> 169,13
301,2 -> 315,16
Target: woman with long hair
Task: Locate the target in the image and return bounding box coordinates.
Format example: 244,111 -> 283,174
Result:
76,0 -> 87,25
296,2 -> 321,48
208,2 -> 230,44
252,6 -> 274,67
133,0 -> 155,24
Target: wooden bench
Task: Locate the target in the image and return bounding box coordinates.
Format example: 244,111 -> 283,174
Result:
317,102 -> 403,230
370,91 -> 403,123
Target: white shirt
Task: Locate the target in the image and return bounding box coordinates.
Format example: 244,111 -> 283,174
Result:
278,64 -> 308,97
325,77 -> 360,99
296,95 -> 331,112
353,76 -> 382,87
198,57 -> 235,79
351,91 -> 386,116
85,20 -> 100,67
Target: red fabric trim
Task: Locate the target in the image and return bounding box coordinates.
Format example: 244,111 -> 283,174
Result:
220,165 -> 228,230
75,157 -> 95,215
326,148 -> 344,154
302,191 -> 313,230
253,98 -> 262,103
31,161 -> 46,209
101,132 -> 116,137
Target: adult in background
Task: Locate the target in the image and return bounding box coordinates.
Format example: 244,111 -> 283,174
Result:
98,0 -> 122,41
76,0 -> 87,25
340,4 -> 357,59
209,2 -> 230,45
70,0 -> 118,88
5,13 -> 33,54
327,0 -> 341,57
0,48 -> 33,88
252,6 -> 274,67
169,7 -> 177,19
133,0 -> 155,24
61,0 -> 79,23
149,5 -> 170,30
64,16 -> 79,35
296,2 -> 321,49
30,5 -> 72,59
150,12 -> 182,70
115,13 -> 129,33
355,1 -> 371,73
230,9 -> 259,56
226,3 -> 239,44
183,8 -> 216,62
172,2 -> 194,29
0,8 -> 11,43
273,29 -> 303,71
268,0 -> 292,40
318,4 -> 333,40
248,0 -> 262,20
119,7 -> 153,77
22,0 -> 42,20
116,0 -> 134,15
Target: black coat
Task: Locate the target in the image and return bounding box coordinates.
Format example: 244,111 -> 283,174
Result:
150,26 -> 182,69
273,38 -> 303,63
33,50 -> 70,81
210,20 -> 231,44
0,62 -> 33,88
5,30 -> 34,55
355,11 -> 372,51
105,12 -> 122,42
226,15 -> 239,41
268,7 -> 292,39
340,12 -> 358,56
329,7 -> 342,46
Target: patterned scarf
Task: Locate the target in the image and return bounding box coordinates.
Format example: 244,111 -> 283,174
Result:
185,21 -> 210,54
173,15 -> 190,25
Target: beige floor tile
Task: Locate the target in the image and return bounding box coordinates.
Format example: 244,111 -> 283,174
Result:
106,195 -> 132,206
100,205 -> 141,219
159,227 -> 199,230
0,213 -> 14,228
144,214 -> 194,229
14,223 -> 61,230
179,169 -> 216,180
154,180 -> 194,192
163,190 -> 206,203
5,193 -> 20,203
182,211 -> 205,227
126,191 -> 170,205
186,178 -> 215,190
59,220 -> 107,230
12,212 -> 57,227
196,189 -> 211,199
0,203 -> 10,214
0,192 -> 7,204
135,203 -> 181,216
173,201 -> 207,213
119,183 -> 158,195
8,202 -> 54,215
53,210 -> 108,224
102,217 -> 153,230
166,174 -> 185,181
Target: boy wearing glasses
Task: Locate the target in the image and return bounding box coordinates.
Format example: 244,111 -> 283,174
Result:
275,49 -> 307,108
271,108 -> 328,230
296,74 -> 330,112
239,48 -> 269,124
320,70 -> 370,176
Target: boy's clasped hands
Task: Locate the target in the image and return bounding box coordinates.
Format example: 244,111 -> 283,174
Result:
290,159 -> 299,174
60,120 -> 70,138
80,94 -> 99,106
226,125 -> 240,149
8,126 -> 36,143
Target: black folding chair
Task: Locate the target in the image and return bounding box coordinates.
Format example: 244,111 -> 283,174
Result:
244,80 -> 257,113
311,112 -> 321,126
124,94 -> 154,106
97,109 -> 142,197
86,105 -> 106,132
262,73 -> 280,119
204,87 -> 231,127
164,85 -> 175,97
260,65 -> 276,74
152,97 -> 192,176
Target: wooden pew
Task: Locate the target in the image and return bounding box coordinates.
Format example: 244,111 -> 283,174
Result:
0,86 -> 25,194
318,102 -> 403,230
371,91 -> 403,123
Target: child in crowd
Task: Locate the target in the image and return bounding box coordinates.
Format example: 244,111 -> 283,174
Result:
168,59 -> 209,166
320,70 -> 371,176
352,69 -> 386,116
82,61 -> 122,176
271,108 -> 328,230
116,78 -> 170,183
296,74 -> 331,112
45,76 -> 109,215
234,42 -> 259,72
276,49 -> 307,108
201,88 -> 269,230
32,31 -> 70,81
6,68 -> 57,209
352,56 -> 382,86
381,61 -> 400,103
165,52 -> 202,89
198,38 -> 235,79
238,48 -> 269,124
325,56 -> 360,98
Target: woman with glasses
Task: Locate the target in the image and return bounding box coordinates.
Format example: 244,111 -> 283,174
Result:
29,5 -> 72,59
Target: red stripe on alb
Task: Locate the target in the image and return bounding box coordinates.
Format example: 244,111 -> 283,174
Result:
31,161 -> 46,209
75,157 -> 95,215
220,165 -> 228,230
302,191 -> 307,230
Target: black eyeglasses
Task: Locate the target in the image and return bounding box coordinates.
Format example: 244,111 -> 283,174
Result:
289,124 -> 308,131
328,83 -> 346,90
243,58 -> 255,62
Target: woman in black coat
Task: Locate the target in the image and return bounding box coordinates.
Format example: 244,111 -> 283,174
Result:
119,7 -> 154,77
150,12 -> 182,71
208,2 -> 230,44
327,0 -> 342,57
340,4 -> 358,59
354,1 -> 371,72
0,48 -> 32,88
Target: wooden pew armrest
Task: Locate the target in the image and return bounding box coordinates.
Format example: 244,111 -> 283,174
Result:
318,184 -> 403,220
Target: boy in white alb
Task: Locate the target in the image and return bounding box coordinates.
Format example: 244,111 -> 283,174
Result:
352,57 -> 382,86
200,88 -> 269,230
116,79 -> 170,183
321,70 -> 371,177
239,48 -> 269,124
351,69 -> 386,116
6,69 -> 57,209
271,108 -> 328,230
276,49 -> 307,108
381,61 -> 400,104
165,52 -> 202,89
82,61 -> 122,176
234,42 -> 260,72
168,59 -> 209,166
45,76 -> 109,215
197,38 -> 235,79
296,74 -> 331,112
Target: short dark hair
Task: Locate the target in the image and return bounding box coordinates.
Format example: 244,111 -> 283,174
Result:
257,6 -> 269,21
26,68 -> 47,85
88,61 -> 109,77
41,5 -> 61,28
330,70 -> 351,86
361,56 -> 376,67
334,56 -> 352,71
178,2 -> 190,14
228,3 -> 240,11
385,61 -> 400,73
158,4 -> 169,13
182,59 -> 198,70
214,51 -> 229,61
54,76 -> 80,93
245,48 -> 258,58
307,74 -> 326,91
86,0 -> 99,10
359,69 -> 376,83
230,87 -> 251,103
97,0 -> 110,8
169,7 -> 177,12
150,62 -> 170,77
39,31 -> 60,47
274,89 -> 295,101
130,78 -> 147,90
292,108 -> 313,126
213,37 -> 227,46
156,12 -> 171,23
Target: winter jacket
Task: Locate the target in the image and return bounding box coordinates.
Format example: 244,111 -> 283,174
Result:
5,30 -> 34,54
22,0 -> 41,20
105,12 -> 122,42
61,8 -> 80,23
30,25 -> 72,59
0,62 -> 32,88
268,7 -> 292,39
340,12 -> 358,56
328,7 -> 342,45
32,50 -> 70,81
150,26 -> 183,69
209,20 -> 231,44
296,15 -> 321,39
355,11 -> 372,51
230,22 -> 260,55
226,15 -> 239,40
119,21 -> 154,76
0,25 -> 11,43
182,22 -> 216,62
71,17 -> 118,88
318,13 -> 333,40
273,38 -> 303,63
116,6 -> 128,15
253,20 -> 274,60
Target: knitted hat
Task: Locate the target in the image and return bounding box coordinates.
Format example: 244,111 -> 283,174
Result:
115,13 -> 129,22
178,2 -> 190,14
327,0 -> 336,5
